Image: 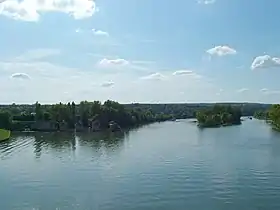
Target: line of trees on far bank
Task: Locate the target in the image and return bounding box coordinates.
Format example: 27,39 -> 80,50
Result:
0,100 -> 174,131
0,101 -> 276,131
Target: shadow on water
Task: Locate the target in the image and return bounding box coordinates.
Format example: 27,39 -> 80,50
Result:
1,130 -> 129,159
77,131 -> 128,155
32,132 -> 78,159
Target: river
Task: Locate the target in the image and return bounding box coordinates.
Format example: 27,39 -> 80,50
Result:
1,119 -> 280,210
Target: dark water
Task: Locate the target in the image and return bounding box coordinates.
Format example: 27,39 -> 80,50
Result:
1,119 -> 280,210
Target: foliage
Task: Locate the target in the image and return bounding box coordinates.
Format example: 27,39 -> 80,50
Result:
0,100 -> 174,131
0,111 -> 12,130
0,101 -> 273,131
254,110 -> 269,120
196,105 -> 241,127
268,104 -> 280,130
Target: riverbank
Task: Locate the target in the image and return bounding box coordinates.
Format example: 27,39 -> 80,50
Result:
197,121 -> 241,128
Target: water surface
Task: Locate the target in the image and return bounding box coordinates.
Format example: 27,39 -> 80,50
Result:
1,119 -> 280,210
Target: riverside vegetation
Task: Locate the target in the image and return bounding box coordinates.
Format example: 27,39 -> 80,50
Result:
254,104 -> 280,131
0,101 -> 175,132
0,101 -> 275,132
196,105 -> 242,127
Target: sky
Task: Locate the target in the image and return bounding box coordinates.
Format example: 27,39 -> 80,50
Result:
0,0 -> 280,104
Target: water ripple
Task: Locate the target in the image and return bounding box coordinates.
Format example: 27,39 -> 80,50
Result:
1,121 -> 280,209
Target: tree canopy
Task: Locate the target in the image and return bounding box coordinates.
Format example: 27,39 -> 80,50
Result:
196,105 -> 242,128
254,110 -> 269,120
268,104 -> 280,130
0,101 -> 272,131
0,100 -> 175,131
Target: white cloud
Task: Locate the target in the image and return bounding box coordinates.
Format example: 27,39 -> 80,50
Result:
251,55 -> 280,70
0,50 -> 219,104
0,0 -> 97,21
172,70 -> 203,80
207,46 -> 237,56
10,73 -> 30,80
198,0 -> 216,4
99,58 -> 130,68
140,72 -> 166,81
260,88 -> 268,92
101,81 -> 114,88
75,28 -> 82,33
0,60 -> 126,103
92,29 -> 109,37
237,88 -> 249,93
260,88 -> 280,95
172,70 -> 194,76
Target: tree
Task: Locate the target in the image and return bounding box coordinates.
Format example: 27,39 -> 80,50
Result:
196,105 -> 241,127
43,112 -> 51,121
0,111 -> 12,129
269,104 -> 280,130
35,102 -> 43,121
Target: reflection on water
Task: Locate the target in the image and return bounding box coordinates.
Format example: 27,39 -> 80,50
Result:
0,130 -> 128,160
2,120 -> 280,210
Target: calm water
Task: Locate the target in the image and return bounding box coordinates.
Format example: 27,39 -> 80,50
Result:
1,119 -> 280,210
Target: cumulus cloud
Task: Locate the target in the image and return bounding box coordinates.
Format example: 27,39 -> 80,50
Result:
99,58 -> 130,68
140,72 -> 166,81
237,88 -> 249,93
101,81 -> 114,88
172,70 -> 194,76
0,0 -> 97,21
251,55 -> 280,70
0,50 -> 218,103
10,73 -> 30,80
197,0 -> 216,4
0,60 -> 126,103
207,46 -> 237,56
92,29 -> 109,36
172,70 -> 202,79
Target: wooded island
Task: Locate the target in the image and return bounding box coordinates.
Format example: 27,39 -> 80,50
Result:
196,105 -> 242,127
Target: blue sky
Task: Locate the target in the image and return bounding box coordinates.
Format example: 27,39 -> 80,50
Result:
1,0 -> 280,104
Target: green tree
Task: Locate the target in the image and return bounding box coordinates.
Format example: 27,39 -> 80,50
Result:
0,111 -> 12,129
35,101 -> 43,121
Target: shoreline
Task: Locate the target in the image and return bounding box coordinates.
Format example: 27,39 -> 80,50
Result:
197,122 -> 241,128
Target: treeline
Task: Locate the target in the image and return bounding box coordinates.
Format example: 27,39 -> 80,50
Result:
125,103 -> 271,117
0,100 -> 174,131
254,110 -> 269,120
0,101 -> 273,131
254,104 -> 280,131
0,102 -> 271,118
267,104 -> 280,130
196,105 -> 242,128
